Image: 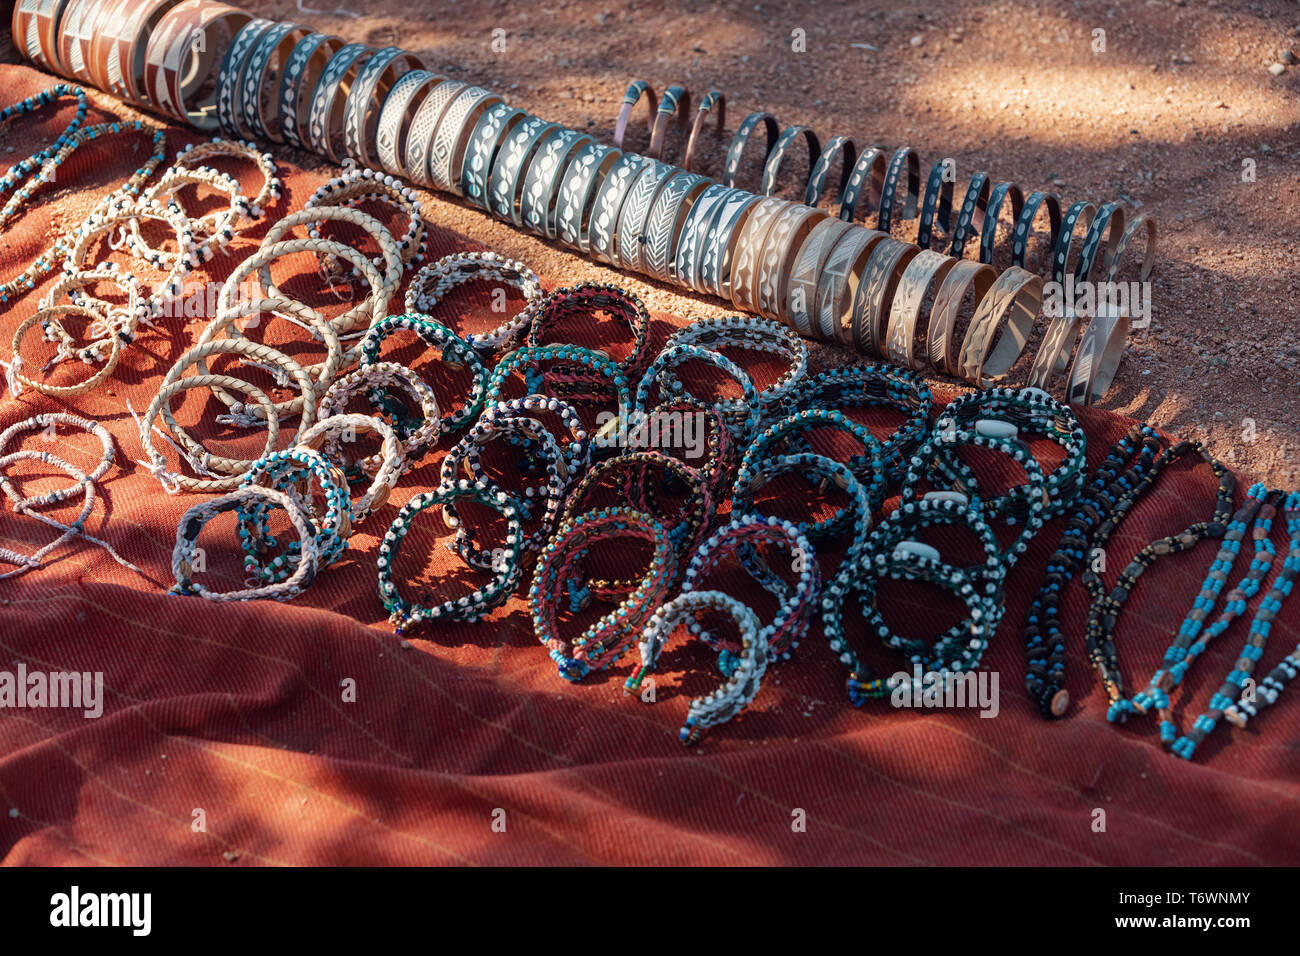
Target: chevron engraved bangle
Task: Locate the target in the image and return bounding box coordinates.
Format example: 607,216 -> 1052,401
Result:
885,248 -> 956,369
615,158 -> 676,272
786,217 -> 854,337
640,170 -> 710,282
815,225 -> 884,344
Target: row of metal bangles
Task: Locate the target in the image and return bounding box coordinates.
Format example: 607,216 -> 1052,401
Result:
3,3 -> 1295,757
12,0 -> 1153,403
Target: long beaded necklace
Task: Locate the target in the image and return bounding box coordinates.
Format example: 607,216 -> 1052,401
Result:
1,84 -> 89,226
1120,482 -> 1280,741
1173,493 -> 1300,759
1023,423 -> 1163,718
1082,438 -> 1234,712
1,120 -> 167,306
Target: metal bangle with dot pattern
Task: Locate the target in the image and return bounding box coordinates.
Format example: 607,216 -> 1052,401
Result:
721,110 -> 779,190
760,124 -> 820,198
877,146 -> 920,235
837,145 -> 886,223
916,158 -> 955,251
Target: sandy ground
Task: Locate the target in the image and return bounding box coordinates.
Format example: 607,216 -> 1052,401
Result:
4,0 -> 1299,484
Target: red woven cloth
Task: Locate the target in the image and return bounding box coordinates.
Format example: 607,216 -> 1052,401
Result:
1,64 -> 1296,866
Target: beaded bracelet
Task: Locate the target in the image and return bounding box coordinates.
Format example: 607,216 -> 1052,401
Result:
559,450 -> 713,586
453,394 -> 591,481
933,386 -> 1087,520
681,513 -> 820,663
732,451 -> 874,555
438,409 -> 568,564
660,315 -> 808,421
0,450 -> 95,580
1081,437 -> 1233,711
238,446 -> 353,582
197,292 -> 342,419
139,372 -> 281,492
405,251 -> 543,352
377,479 -> 526,632
1173,493 -> 1300,759
486,345 -> 632,417
358,313 -> 488,433
634,342 -> 761,444
0,412 -> 116,506
305,165 -> 426,274
296,413 -> 403,522
172,485 -> 320,601
39,265 -> 146,359
1122,484 -> 1279,739
627,590 -> 768,745
900,422 -> 1049,568
865,493 -> 1006,602
525,284 -> 651,390
1022,424 -> 1163,718
1224,642 -> 1300,730
530,507 -> 678,681
739,408 -> 888,521
127,165 -> 248,265
64,193 -> 196,310
785,365 -> 932,487
174,137 -> 282,218
627,397 -> 733,505
316,361 -> 441,465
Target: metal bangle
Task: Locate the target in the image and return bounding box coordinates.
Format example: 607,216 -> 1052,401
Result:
838,145 -> 886,222
979,181 -> 1026,268
760,124 -> 820,198
1050,199 -> 1096,285
957,265 -> 1043,387
375,69 -> 444,178
805,133 -> 856,207
815,225 -> 884,344
237,20 -> 308,141
277,32 -> 342,148
215,16 -> 272,136
1074,200 -> 1125,283
728,196 -> 787,313
849,236 -> 919,357
885,248 -> 957,369
1066,309 -> 1129,406
682,89 -> 725,174
345,47 -> 425,168
639,170 -> 710,281
486,113 -> 559,225
916,158 -> 955,251
877,145 -> 920,234
460,102 -> 528,209
721,110 -> 779,190
306,42 -> 371,162
403,77 -> 465,187
671,182 -> 731,289
647,84 -> 689,160
613,79 -> 655,150
950,172 -> 992,259
586,151 -> 647,266
144,2 -> 251,129
786,217 -> 854,337
428,85 -> 501,194
926,258 -> 997,376
616,159 -> 677,272
755,202 -> 826,320
520,128 -> 594,238
554,140 -> 620,252
1011,190 -> 1062,273
697,189 -> 761,299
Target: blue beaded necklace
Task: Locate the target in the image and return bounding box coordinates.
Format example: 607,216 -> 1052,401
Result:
1,85 -> 89,227
1171,492 -> 1300,759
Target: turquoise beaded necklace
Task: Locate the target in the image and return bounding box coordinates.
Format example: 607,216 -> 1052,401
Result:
1,84 -> 89,227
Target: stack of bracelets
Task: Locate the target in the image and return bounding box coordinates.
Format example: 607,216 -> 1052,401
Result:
12,0 -> 1157,405
7,9 -> 1299,760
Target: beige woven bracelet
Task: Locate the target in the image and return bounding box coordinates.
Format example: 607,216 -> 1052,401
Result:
141,371 -> 281,492
296,413 -> 403,521
8,305 -> 122,398
162,336 -> 316,433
